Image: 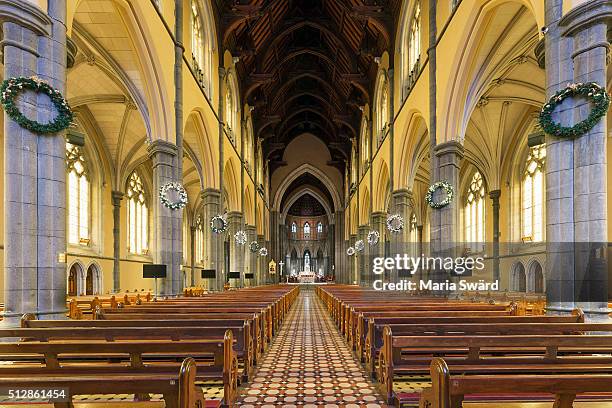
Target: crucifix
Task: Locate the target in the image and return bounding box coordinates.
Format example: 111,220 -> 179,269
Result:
278,261 -> 285,283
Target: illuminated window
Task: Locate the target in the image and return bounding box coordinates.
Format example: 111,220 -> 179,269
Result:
375,75 -> 390,140
522,145 -> 546,242
291,222 -> 297,234
464,171 -> 485,250
195,215 -> 204,264
409,3 -> 421,71
451,0 -> 459,10
127,172 -> 148,255
317,222 -> 323,233
361,120 -> 370,171
410,213 -> 418,243
66,142 -> 90,245
191,1 -> 203,68
304,222 -> 311,236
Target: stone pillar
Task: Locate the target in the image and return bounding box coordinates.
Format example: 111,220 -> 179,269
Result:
200,189 -> 221,291
257,234 -> 267,283
245,225 -> 257,287
370,211 -> 387,281
270,210 -> 280,265
1,1 -> 68,325
391,189 -> 413,280
333,210 -> 345,283
226,211 -> 244,287
111,191 -> 123,292
357,225 -> 369,286
544,0 -> 609,312
148,140 -> 181,296
190,225 -> 196,287
489,190 -> 501,283
431,141 -> 463,289
349,234 -> 357,284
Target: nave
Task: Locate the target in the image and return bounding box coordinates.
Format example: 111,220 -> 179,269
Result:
237,288 -> 389,408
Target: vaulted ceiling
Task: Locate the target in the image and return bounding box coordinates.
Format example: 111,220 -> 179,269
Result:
219,0 -> 401,174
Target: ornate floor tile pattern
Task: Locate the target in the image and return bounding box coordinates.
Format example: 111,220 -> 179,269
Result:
237,287 -> 389,407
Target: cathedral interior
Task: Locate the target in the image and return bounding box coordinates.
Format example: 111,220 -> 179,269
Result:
0,0 -> 611,406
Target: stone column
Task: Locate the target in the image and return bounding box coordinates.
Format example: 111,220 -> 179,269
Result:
226,211 -> 244,287
357,225 -> 369,286
543,0 -> 609,312
390,189 -> 413,280
190,225 -> 196,286
270,210 -> 280,264
245,225 -> 257,286
2,1 -> 67,325
201,188 -> 222,291
489,190 -> 501,282
349,234 -> 357,284
431,141 -> 463,289
333,210 -> 345,283
257,234 -> 267,283
370,211 -> 387,279
148,140 -> 181,296
111,191 -> 123,292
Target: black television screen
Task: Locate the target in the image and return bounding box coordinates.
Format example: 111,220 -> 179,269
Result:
228,272 -> 240,279
245,273 -> 254,279
201,269 -> 216,279
143,264 -> 167,279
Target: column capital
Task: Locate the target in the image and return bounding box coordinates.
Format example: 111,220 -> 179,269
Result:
488,189 -> 501,200
111,190 -> 124,204
0,0 -> 51,37
434,140 -> 464,159
201,188 -> 221,202
391,188 -> 414,203
226,211 -> 243,222
370,211 -> 387,223
245,224 -> 256,233
147,140 -> 177,159
66,36 -> 78,68
559,0 -> 612,37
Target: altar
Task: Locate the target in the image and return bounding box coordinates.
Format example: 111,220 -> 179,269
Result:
298,271 -> 316,283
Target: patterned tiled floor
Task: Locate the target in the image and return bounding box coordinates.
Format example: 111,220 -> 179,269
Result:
237,287 -> 389,407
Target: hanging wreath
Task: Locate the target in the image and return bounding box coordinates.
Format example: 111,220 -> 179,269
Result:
159,182 -> 188,210
234,230 -> 247,245
355,240 -> 365,252
367,230 -> 380,246
210,215 -> 228,234
346,246 -> 355,256
249,241 -> 260,253
1,76 -> 74,134
386,214 -> 405,234
539,82 -> 610,139
425,181 -> 454,209
259,247 -> 268,257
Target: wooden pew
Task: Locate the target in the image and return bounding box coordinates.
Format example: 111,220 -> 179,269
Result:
377,329 -> 612,405
419,357 -> 612,408
3,322 -> 254,383
0,357 -> 204,408
361,316 -> 602,377
0,332 -> 238,407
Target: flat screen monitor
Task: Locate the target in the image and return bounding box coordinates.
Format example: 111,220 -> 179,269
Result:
201,269 -> 216,279
228,272 -> 240,279
143,264 -> 167,279
245,273 -> 254,279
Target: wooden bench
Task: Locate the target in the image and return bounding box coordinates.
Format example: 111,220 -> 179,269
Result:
0,357 -> 205,408
378,330 -> 612,405
5,321 -> 254,383
0,332 -> 238,407
419,357 -> 612,408
363,317 -> 605,377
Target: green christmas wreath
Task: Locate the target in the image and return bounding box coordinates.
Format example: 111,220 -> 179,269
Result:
1,76 -> 73,134
426,181 -> 454,209
539,82 -> 610,139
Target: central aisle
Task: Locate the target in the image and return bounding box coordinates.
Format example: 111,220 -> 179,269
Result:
237,288 -> 389,408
